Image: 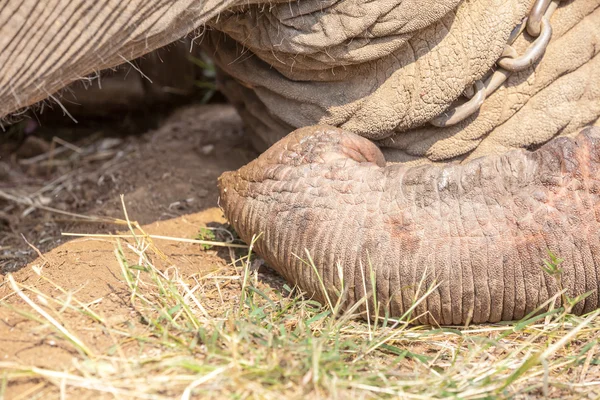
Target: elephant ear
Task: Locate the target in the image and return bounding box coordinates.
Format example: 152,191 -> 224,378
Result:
0,0 -> 239,118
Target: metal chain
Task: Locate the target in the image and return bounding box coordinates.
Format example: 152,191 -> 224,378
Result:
430,0 -> 561,128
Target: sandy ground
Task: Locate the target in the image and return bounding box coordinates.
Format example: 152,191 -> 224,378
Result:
0,104 -> 257,385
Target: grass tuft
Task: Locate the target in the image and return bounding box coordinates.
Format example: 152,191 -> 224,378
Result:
2,232 -> 600,398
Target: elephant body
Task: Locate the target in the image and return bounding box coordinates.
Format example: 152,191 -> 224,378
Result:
2,0 -> 600,323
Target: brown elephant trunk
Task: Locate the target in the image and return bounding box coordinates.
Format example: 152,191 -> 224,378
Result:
219,126 -> 600,325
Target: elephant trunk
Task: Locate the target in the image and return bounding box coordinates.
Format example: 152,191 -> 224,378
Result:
218,126 -> 600,325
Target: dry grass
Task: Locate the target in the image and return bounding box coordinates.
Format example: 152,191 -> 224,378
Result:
1,211 -> 600,399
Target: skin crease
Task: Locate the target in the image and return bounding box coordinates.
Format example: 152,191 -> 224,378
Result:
219,126 -> 600,325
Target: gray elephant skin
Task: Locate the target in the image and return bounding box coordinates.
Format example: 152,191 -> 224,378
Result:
1,0 -> 600,325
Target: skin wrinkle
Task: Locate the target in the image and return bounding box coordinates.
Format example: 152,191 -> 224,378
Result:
321,203 -> 338,302
438,6 -> 600,161
433,164 -> 448,323
536,189 -> 558,314
454,226 -> 464,324
569,143 -> 587,314
0,0 -> 21,27
353,189 -> 371,307
218,0 -> 455,66
279,179 -> 301,285
474,167 -> 493,321
11,0 -> 107,102
4,0 -> 598,166
459,169 -> 488,320
338,2 -> 598,160
436,171 -> 457,323
433,175 -> 449,322
219,125 -> 600,324
591,232 -> 600,314
517,166 -> 540,319
483,171 -> 502,321
442,236 -> 454,324
266,191 -> 280,277
33,1 -> 104,81
560,156 -> 579,312
456,154 -> 473,323
279,204 -> 297,286
546,144 -> 584,311
389,170 -> 406,317
516,191 -> 534,319
297,195 -> 312,298
504,200 -> 518,321
308,188 -> 329,287
402,166 -> 421,320
0,0 -> 41,83
393,230 -> 406,319
572,238 -> 584,314
503,157 -> 526,319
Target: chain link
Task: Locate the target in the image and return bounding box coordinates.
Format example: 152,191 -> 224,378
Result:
431,0 -> 561,128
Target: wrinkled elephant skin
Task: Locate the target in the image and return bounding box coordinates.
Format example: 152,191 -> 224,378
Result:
208,0 -> 600,161
219,126 -> 600,324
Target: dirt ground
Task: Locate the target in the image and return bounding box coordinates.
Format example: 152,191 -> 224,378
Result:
1,103 -> 253,269
0,104 -> 258,392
